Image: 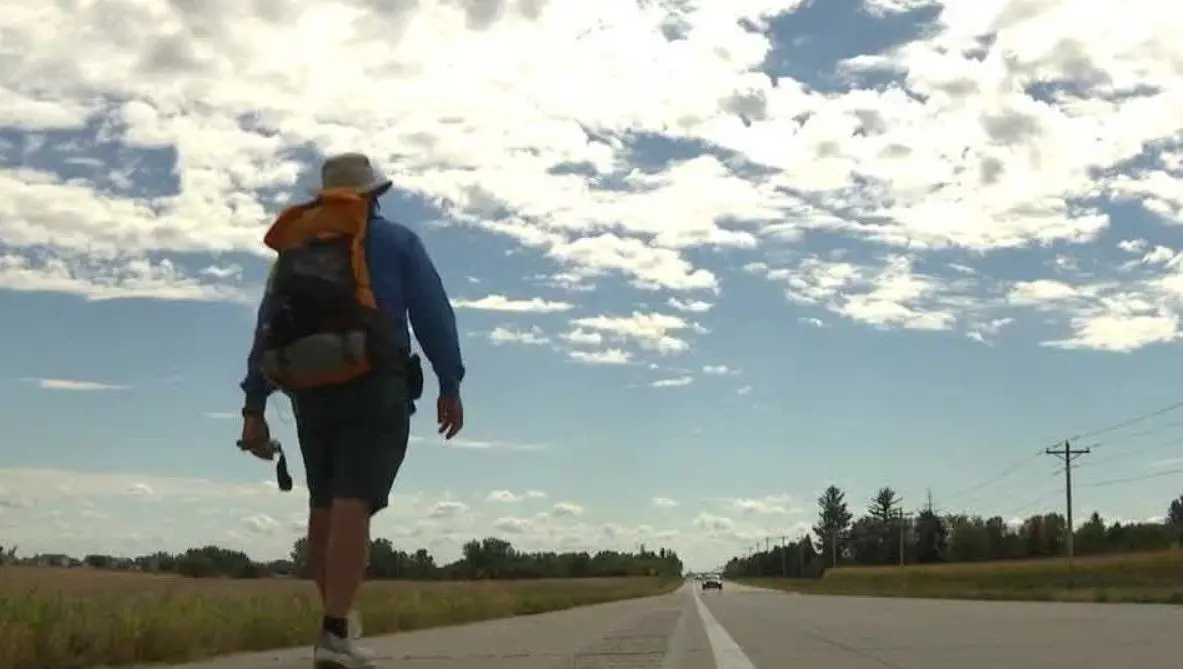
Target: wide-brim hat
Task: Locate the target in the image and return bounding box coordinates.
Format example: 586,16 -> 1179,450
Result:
311,152 -> 392,198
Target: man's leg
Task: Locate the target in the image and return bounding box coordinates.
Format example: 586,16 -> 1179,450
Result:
320,371 -> 409,640
295,409 -> 333,604
308,508 -> 331,603
323,499 -> 371,618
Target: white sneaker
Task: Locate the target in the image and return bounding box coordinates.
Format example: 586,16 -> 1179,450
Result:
347,609 -> 363,639
313,630 -> 376,669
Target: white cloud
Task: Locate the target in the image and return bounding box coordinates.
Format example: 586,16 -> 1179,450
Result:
488,325 -> 549,346
701,365 -> 737,376
0,249 -> 249,304
667,297 -> 713,313
560,328 -> 604,346
244,513 -> 281,535
429,500 -> 469,519
652,497 -> 680,508
3,0 -> 1183,353
719,494 -> 794,515
441,437 -> 547,452
22,378 -> 129,392
410,435 -> 546,452
570,312 -> 692,354
485,489 -> 547,503
551,501 -> 585,518
568,348 -> 632,365
650,375 -> 693,388
693,512 -> 735,533
486,490 -> 522,503
452,295 -> 573,313
0,468 -> 829,569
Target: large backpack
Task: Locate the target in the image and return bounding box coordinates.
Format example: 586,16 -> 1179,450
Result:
256,188 -> 401,392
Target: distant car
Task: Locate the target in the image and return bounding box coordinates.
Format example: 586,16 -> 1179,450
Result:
701,574 -> 723,591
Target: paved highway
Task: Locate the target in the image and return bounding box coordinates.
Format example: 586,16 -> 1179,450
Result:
155,580 -> 1180,668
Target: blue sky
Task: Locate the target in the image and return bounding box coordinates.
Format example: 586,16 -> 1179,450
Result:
1,0 -> 1182,570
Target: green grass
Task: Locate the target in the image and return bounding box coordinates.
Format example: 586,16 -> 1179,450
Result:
738,549 -> 1183,604
0,567 -> 681,669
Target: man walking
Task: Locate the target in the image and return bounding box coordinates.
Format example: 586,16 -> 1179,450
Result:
238,153 -> 466,668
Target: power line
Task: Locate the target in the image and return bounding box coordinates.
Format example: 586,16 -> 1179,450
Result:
1108,416 -> 1183,441
1077,466 -> 1183,489
945,450 -> 1046,503
944,398 -> 1183,506
1068,399 -> 1183,442
1076,434 -> 1183,471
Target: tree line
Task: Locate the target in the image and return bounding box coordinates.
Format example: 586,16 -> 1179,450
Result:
724,485 -> 1183,578
0,536 -> 683,581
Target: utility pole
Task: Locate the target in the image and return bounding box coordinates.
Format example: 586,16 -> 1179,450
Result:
798,536 -> 804,575
779,536 -> 787,577
894,510 -> 903,569
1046,439 -> 1090,584
888,496 -> 905,566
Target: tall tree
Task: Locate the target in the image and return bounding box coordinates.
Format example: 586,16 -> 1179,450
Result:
865,486 -> 902,563
1167,495 -> 1183,543
813,485 -> 854,566
867,486 -> 901,523
1074,511 -> 1107,555
912,508 -> 948,563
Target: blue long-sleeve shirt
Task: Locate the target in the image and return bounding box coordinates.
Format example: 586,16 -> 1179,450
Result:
240,209 -> 465,411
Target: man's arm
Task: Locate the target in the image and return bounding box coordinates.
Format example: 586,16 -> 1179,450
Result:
240,277 -> 278,413
400,231 -> 465,396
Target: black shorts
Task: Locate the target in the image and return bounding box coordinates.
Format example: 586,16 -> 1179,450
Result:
290,370 -> 410,514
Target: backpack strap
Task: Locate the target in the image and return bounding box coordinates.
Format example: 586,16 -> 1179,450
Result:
262,189 -> 378,309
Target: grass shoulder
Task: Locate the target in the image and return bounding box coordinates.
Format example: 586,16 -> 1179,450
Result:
0,567 -> 681,669
735,549 -> 1183,604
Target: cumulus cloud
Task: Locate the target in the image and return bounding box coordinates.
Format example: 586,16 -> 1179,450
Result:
429,500 -> 469,519
22,378 -> 130,391
429,436 -> 548,452
650,375 -> 693,388
570,312 -> 693,355
716,493 -> 795,515
667,298 -> 713,313
701,365 -> 737,376
453,295 -> 573,313
568,348 -> 632,365
488,325 -> 550,345
551,501 -> 585,517
485,489 -> 548,503
0,0 -> 1180,354
0,468 -> 820,569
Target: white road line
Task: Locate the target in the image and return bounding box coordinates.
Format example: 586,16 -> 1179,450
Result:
693,586 -> 757,669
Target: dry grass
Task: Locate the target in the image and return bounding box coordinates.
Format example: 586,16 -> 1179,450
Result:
0,567 -> 680,669
740,550 -> 1183,604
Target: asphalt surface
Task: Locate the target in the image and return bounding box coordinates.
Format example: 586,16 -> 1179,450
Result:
154,580 -> 1181,668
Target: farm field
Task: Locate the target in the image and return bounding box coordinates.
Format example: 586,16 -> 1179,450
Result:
739,549 -> 1183,604
0,567 -> 681,669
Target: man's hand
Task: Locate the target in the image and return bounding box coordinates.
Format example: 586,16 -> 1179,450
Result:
240,412 -> 274,461
437,395 -> 464,440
